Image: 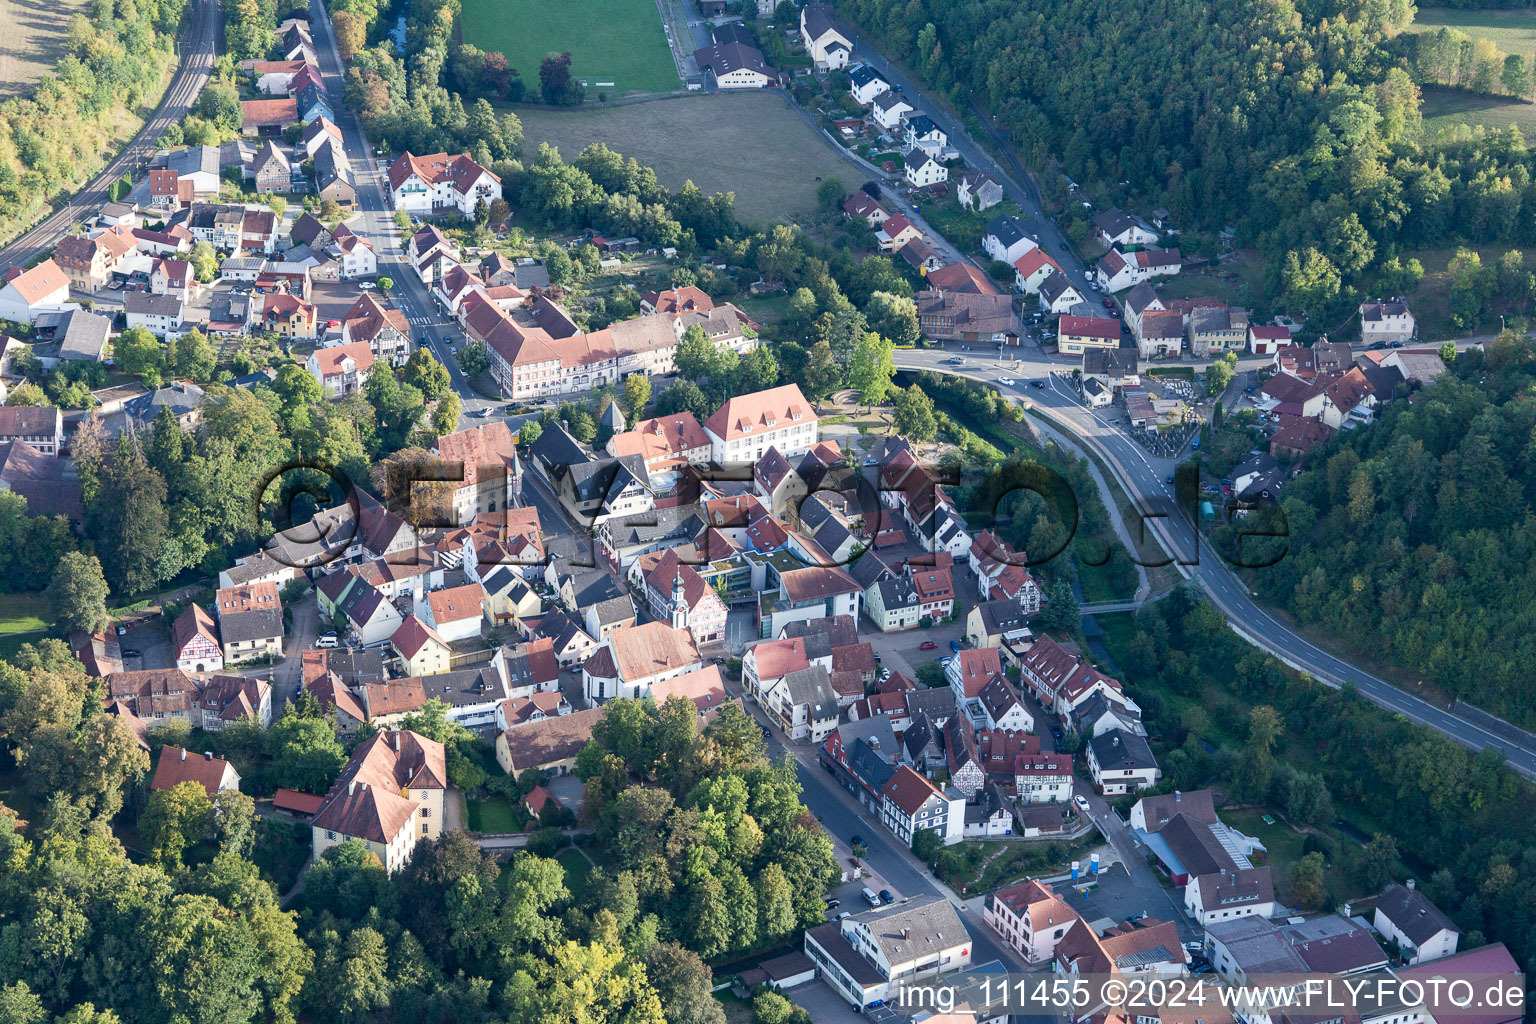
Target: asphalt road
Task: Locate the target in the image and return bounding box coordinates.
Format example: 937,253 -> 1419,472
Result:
893,346 -> 1536,780
307,0 -> 499,424
0,0 -> 222,267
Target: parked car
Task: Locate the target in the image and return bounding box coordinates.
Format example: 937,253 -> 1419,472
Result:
878,890 -> 895,904
115,625 -> 127,636
850,834 -> 864,847
825,898 -> 840,910
919,640 -> 938,650
1074,795 -> 1090,812
949,639 -> 962,652
120,649 -> 141,659
1389,340 -> 1405,348
1102,298 -> 1115,310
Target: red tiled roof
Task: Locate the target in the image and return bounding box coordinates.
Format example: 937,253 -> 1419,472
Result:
391,615 -> 447,659
1058,315 -> 1120,339
241,97 -> 299,127
311,341 -> 373,377
150,746 -> 234,797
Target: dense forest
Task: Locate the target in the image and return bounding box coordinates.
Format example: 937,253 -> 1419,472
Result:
0,0 -> 184,243
1209,333 -> 1536,727
837,0 -> 1536,329
1108,587 -> 1536,976
0,629 -> 832,1024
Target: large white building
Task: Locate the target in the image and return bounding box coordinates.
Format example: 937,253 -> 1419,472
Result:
387,151 -> 502,216
580,621 -> 702,704
804,896 -> 970,1010
703,384 -> 819,465
310,730 -> 446,874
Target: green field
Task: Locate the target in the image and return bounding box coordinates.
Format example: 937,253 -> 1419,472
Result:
461,0 -> 679,96
465,795 -> 523,832
514,93 -> 860,225
1409,8 -> 1536,52
0,593 -> 48,634
1421,85 -> 1536,141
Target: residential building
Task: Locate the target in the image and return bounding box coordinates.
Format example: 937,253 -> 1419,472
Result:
1014,749 -> 1072,804
985,880 -> 1081,963
1037,272 -> 1085,314
874,213 -> 920,253
262,291 -> 317,338
1373,882 -> 1460,964
581,621 -> 702,703
310,729 -> 446,874
151,746 -> 241,797
196,674 -> 273,731
339,291 -> 409,365
424,583 -> 484,642
799,4 -> 852,70
848,64 -> 889,105
704,384 -> 819,464
925,262 -> 996,295
870,90 -> 912,130
1096,247 -> 1181,292
965,599 -> 1031,649
214,581 -> 284,664
946,647 -> 1005,723
762,664 -> 840,742
330,224 -> 375,277
1359,298 -> 1415,345
495,706 -> 604,775
1269,413 -> 1334,459
251,140 -> 291,192
880,765 -> 963,846
1184,866 -> 1276,927
1086,728 -> 1159,794
916,289 -> 1018,345
252,58 -> 307,94
314,142 -> 358,208
842,192 -> 889,226
1092,208 -> 1159,247
629,549 -> 728,644
983,215 -> 1036,265
169,603 -> 223,674
387,151 -> 501,216
903,114 -> 946,150
1136,309 -> 1185,359
149,258 -> 194,301
0,260 -> 73,323
107,668 -> 197,723
306,341 -> 373,396
902,150 -> 947,189
1082,347 -> 1139,390
1012,248 -> 1062,295
957,170 -> 1003,212
53,225 -> 137,291
0,406 -> 64,456
759,565 -> 862,638
1056,314 -> 1121,355
803,896 -> 970,1009
1187,304 -> 1249,357
123,292 -> 185,337
392,615 -> 451,677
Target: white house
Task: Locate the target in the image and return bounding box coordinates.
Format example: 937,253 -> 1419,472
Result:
1184,867 -> 1277,928
903,150 -> 947,189
848,65 -> 889,106
1372,882 -> 1460,964
880,765 -> 963,847
580,621 -> 702,704
903,114 -> 946,151
1038,272 -> 1086,314
693,41 -> 774,89
1092,208 -> 1159,248
984,880 -> 1081,964
957,170 -> 1003,212
761,665 -> 839,742
799,4 -> 852,70
1359,298 -> 1415,344
307,341 -> 373,397
703,384 -> 818,464
1248,324 -> 1290,356
423,583 -> 485,643
0,261 -> 73,324
1086,729 -> 1159,795
123,292 -> 185,338
1095,247 -> 1181,292
330,225 -> 376,278
387,151 -> 502,217
1014,750 -> 1073,805
871,91 -> 913,130
983,215 -> 1036,266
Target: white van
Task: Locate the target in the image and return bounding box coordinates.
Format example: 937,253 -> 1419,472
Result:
314,636 -> 339,649
861,887 -> 880,907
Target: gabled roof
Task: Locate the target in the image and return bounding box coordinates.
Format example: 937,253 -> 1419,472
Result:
170,603 -> 219,656
882,764 -> 943,816
2,259 -> 68,303
151,746 -> 235,796
241,97 -> 299,127
924,262 -> 996,294
392,614 -> 448,659
1374,883 -> 1459,944
387,151 -> 500,194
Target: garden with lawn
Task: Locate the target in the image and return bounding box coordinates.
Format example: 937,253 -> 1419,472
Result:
462,0 -> 678,97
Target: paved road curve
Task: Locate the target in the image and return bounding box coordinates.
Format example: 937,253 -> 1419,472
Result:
893,346 -> 1536,780
0,0 -> 223,267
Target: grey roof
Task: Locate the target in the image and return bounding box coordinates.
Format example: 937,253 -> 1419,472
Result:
589,595 -> 636,628
905,686 -> 956,722
800,3 -> 840,43
1160,813 -> 1236,878
254,139 -> 290,173
563,567 -> 625,609
1137,788 -> 1218,831
805,923 -> 884,987
1375,884 -> 1459,945
849,65 -> 883,88
314,141 -> 356,192
904,149 -> 939,172
417,667 -> 506,709
1039,272 -> 1078,304
1082,347 -> 1138,376
906,114 -> 940,138
530,423 -> 591,476
1123,282 -> 1161,316
712,21 -> 755,47
1194,866 -> 1272,911
876,574 -> 920,610
218,603 -> 283,644
836,714 -> 898,759
1290,916 -> 1387,974
601,503 -> 705,549
1090,728 -> 1157,771
1232,452 -> 1281,482
902,711 -> 938,761
852,894 -> 966,963
1206,916 -> 1307,974
164,145 -> 220,178
986,214 -> 1028,248
124,293 -> 184,317
848,737 -> 896,793
58,310 -> 112,361
146,382 -> 206,418
289,212 -> 330,248
782,665 -> 838,721
598,401 -> 625,431
514,263 -> 550,290
1093,207 -> 1154,239
694,41 -> 770,78
846,552 -> 892,590
1071,691 -> 1139,733
975,598 -> 1027,637
873,91 -> 909,113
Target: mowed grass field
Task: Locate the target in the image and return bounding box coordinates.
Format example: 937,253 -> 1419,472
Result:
461,0 -> 678,96
1408,7 -> 1536,51
1421,85 -> 1536,141
515,92 -> 858,225
0,0 -> 91,100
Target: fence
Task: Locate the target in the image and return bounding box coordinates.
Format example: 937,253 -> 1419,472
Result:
1457,701 -> 1536,755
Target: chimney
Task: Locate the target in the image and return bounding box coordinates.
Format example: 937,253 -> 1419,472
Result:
204,751 -> 212,760
1406,878 -> 1416,891
348,780 -> 356,796
1175,790 -> 1181,802
180,748 -> 187,761
902,927 -> 910,939
395,731 -> 401,751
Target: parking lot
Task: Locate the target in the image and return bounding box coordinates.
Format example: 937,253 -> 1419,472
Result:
116,617 -> 172,672
1058,858 -> 1198,941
